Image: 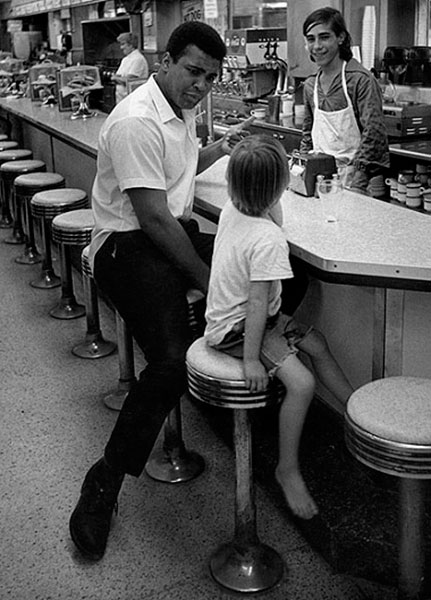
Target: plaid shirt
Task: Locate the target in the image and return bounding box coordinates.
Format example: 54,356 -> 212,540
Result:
300,58 -> 389,188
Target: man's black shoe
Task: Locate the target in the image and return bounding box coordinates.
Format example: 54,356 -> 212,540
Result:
69,458 -> 124,560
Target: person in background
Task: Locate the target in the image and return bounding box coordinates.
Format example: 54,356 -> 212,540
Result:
111,32 -> 149,104
69,21 -> 253,562
300,7 -> 389,194
205,134 -> 353,520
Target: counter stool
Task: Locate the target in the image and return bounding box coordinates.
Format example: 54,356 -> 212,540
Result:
0,140 -> 18,152
186,337 -> 285,593
50,207 -> 93,319
345,377 -> 431,600
104,290 -> 207,483
30,185 -> 88,291
0,148 -> 33,228
72,244 -> 116,358
145,288 -> 207,483
0,160 -> 46,258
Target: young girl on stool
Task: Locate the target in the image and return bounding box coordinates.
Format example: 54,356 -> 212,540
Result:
204,135 -> 353,520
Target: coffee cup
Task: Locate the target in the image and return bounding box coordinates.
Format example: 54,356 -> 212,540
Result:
415,173 -> 429,186
416,163 -> 428,174
405,182 -> 422,208
423,193 -> 431,212
398,170 -> 415,184
385,177 -> 398,199
397,182 -> 407,194
250,108 -> 266,120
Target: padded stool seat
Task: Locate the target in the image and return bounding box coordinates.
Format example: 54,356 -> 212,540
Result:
0,149 -> 33,228
1,160 -> 46,254
71,245 -> 116,359
186,337 -> 284,593
0,134 -> 8,142
187,336 -> 283,409
52,208 -> 94,245
0,140 -> 18,152
30,185 -> 90,290
0,149 -> 33,164
345,377 -> 431,600
49,208 -> 93,319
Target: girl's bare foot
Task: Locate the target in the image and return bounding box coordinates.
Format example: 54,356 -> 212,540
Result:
275,467 -> 319,520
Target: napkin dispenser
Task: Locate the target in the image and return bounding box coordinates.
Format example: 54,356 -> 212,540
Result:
288,151 -> 337,196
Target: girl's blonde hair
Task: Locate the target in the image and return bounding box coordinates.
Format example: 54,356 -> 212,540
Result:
227,134 -> 289,216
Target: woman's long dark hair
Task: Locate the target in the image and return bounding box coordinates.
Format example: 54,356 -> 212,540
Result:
303,7 -> 353,62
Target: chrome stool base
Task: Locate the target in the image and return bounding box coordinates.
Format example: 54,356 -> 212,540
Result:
145,447 -> 204,484
72,333 -> 116,359
15,246 -> 42,265
0,215 -> 12,228
210,542 -> 284,593
146,402 -> 205,483
3,230 -> 24,245
104,378 -> 134,411
49,298 -> 85,320
30,270 -> 61,289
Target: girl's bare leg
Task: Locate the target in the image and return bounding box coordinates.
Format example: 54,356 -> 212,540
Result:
298,330 -> 354,412
274,354 -> 318,520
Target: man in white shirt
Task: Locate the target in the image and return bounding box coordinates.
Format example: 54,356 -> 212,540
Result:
69,21 -> 251,562
111,32 -> 148,104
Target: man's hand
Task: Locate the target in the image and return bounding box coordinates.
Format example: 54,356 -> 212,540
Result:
243,359 -> 269,393
221,116 -> 255,155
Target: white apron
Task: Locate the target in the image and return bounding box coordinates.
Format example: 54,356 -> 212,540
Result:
312,61 -> 361,186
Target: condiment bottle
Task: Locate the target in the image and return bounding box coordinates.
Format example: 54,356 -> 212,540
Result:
315,174 -> 325,198
281,86 -> 295,116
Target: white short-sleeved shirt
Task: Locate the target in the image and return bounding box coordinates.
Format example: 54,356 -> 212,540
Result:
115,48 -> 149,104
204,200 -> 294,345
88,75 -> 199,271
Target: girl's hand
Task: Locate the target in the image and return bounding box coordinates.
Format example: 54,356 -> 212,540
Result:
243,359 -> 269,392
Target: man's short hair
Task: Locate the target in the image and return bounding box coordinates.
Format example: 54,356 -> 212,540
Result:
117,32 -> 139,48
166,21 -> 226,63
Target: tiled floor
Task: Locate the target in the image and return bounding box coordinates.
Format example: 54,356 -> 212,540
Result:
0,226 -> 397,600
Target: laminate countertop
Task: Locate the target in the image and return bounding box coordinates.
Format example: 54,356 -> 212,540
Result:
3,98 -> 431,289
0,96 -> 104,157
195,156 -> 431,290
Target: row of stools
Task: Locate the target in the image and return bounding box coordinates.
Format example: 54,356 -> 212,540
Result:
0,135 -> 208,483
2,135 -> 430,598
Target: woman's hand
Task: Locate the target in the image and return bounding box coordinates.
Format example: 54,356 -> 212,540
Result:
243,359 -> 269,392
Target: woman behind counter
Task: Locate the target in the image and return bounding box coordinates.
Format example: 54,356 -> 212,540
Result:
299,7 -> 389,194
111,32 -> 149,105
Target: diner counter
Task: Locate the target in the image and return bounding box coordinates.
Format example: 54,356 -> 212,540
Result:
195,157 -> 431,411
1,97 -> 431,411
0,96 -> 103,157
195,156 -> 431,288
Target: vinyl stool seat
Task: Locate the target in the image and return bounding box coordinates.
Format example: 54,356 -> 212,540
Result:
0,140 -> 18,152
345,377 -> 431,600
0,148 -> 33,228
186,337 -> 285,593
1,160 -> 46,256
71,245 -> 116,359
50,208 -> 93,319
30,185 -> 88,290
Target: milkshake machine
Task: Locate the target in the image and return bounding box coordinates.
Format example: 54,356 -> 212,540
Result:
212,28 -> 288,123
